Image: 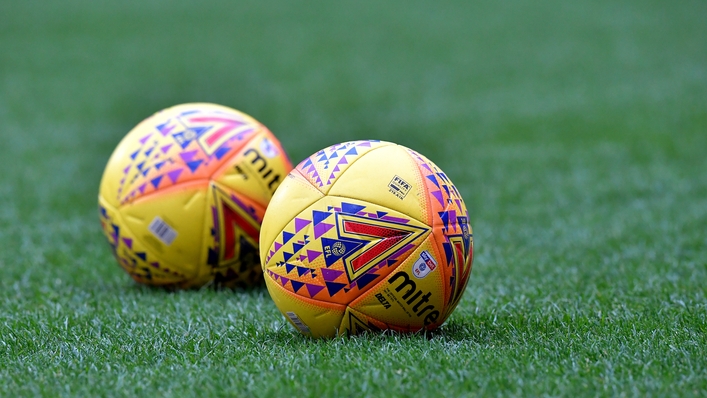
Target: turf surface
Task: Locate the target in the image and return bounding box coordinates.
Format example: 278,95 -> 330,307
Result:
1,0 -> 706,396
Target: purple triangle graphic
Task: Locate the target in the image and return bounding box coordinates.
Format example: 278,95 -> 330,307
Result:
333,165 -> 340,172
180,150 -> 198,163
321,268 -> 344,282
138,184 -> 147,194
337,157 -> 348,165
122,237 -> 133,249
157,123 -> 175,136
139,134 -> 152,145
294,218 -> 311,233
274,242 -> 282,251
313,222 -> 334,239
305,284 -> 325,297
431,190 -> 444,206
455,199 -> 463,210
167,169 -> 183,183
358,141 -> 372,147
280,276 -> 290,286
123,165 -> 130,174
161,144 -> 173,154
306,250 -> 322,262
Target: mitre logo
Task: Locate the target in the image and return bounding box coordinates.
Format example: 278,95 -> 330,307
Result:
387,271 -> 440,326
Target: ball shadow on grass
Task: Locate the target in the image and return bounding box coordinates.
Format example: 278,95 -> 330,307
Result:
120,277 -> 269,295
262,308 -> 539,347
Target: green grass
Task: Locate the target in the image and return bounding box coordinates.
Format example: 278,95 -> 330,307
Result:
1,0 -> 706,396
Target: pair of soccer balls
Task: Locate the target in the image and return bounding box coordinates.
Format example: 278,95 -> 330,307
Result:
99,103 -> 473,338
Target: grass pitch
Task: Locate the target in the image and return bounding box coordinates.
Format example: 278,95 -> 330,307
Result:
1,0 -> 706,396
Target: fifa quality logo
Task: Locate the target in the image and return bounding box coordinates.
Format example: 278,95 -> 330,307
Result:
388,175 -> 411,200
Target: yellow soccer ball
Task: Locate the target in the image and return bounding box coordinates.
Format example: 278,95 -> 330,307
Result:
99,103 -> 292,289
260,140 -> 473,337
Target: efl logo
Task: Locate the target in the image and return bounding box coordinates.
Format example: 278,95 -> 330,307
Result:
259,137 -> 279,158
412,250 -> 437,279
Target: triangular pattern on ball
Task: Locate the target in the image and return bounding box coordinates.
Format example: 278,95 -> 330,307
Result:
295,140 -> 388,191
263,197 -> 430,308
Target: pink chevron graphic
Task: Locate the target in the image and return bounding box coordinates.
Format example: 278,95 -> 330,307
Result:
305,284 -> 325,297
179,150 -> 198,162
187,116 -> 247,147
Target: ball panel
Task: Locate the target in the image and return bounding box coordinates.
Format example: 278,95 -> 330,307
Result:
262,196 -> 430,306
258,170 -> 325,265
115,181 -> 207,280
264,275 -> 346,338
99,196 -> 190,286
408,149 -> 474,324
100,103 -> 265,208
211,130 -> 292,208
348,234 -> 447,332
294,140 -> 393,195
338,307 -> 389,335
191,181 -> 266,288
340,307 -> 426,335
328,144 -> 430,225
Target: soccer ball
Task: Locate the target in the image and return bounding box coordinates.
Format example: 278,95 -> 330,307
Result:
98,103 -> 293,289
260,140 -> 473,337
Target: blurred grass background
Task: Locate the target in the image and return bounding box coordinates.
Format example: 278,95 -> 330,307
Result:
1,0 -> 706,396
